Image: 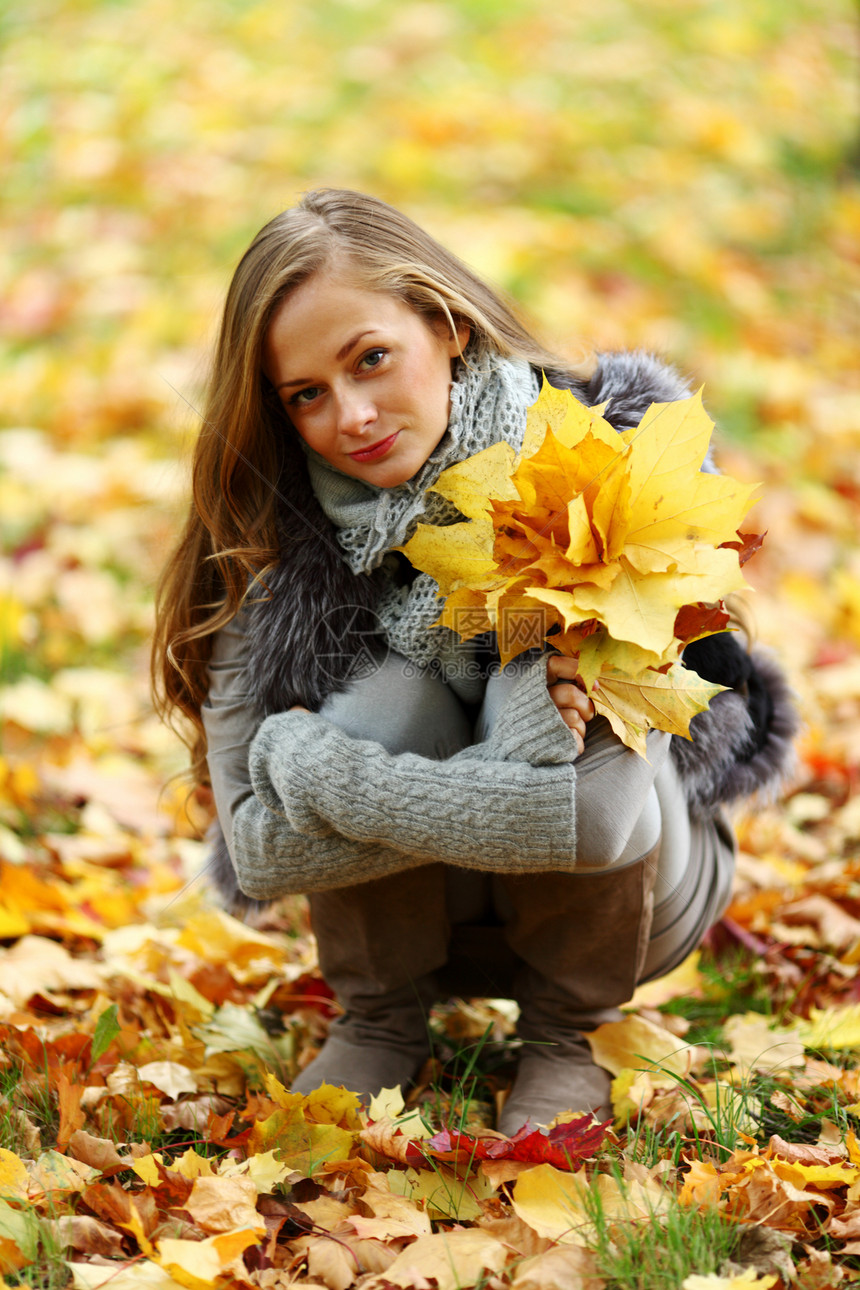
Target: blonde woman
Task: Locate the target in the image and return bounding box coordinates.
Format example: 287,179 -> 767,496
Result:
154,189 -> 795,1133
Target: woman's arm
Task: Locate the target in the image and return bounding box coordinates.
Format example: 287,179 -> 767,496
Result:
206,615 -> 669,898
245,656 -> 669,886
205,619 -> 585,897
204,617 -> 451,899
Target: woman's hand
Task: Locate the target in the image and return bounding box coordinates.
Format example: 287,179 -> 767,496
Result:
546,655 -> 595,753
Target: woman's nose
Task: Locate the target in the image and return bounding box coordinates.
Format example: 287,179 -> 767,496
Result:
335,387 -> 378,436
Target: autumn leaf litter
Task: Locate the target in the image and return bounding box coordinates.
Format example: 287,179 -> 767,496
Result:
1,0 -> 859,1285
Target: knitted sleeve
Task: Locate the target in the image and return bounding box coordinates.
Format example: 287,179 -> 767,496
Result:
245,659 -> 575,876
205,614 -> 669,899
205,619 -> 582,896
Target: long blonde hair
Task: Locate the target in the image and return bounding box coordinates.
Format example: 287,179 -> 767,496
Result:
152,188 -> 592,779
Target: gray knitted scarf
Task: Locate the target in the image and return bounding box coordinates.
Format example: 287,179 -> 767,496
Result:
304,349 -> 540,697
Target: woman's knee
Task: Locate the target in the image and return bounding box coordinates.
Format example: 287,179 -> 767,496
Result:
319,652 -> 472,757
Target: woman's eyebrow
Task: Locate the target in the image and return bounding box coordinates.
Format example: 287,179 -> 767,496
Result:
276,330 -> 377,390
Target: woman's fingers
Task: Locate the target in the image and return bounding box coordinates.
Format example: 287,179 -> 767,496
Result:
546,655 -> 595,752
546,653 -> 582,684
548,681 -> 594,716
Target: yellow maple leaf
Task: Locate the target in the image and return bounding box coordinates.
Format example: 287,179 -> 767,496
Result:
683,1273 -> 777,1290
432,439 -> 519,519
0,1150 -> 29,1202
399,383 -> 760,755
156,1230 -> 260,1290
591,663 -> 732,759
798,1003 -> 860,1050
511,1162 -> 667,1246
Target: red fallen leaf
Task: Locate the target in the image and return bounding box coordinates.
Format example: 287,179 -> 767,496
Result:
150,1165 -> 195,1211
207,1110 -> 235,1142
0,1026 -> 51,1069
26,993 -> 68,1017
719,529 -> 765,566
425,1116 -> 609,1173
205,1109 -> 253,1149
241,1092 -> 279,1123
719,915 -> 775,957
674,601 -> 731,643
81,1181 -> 134,1227
189,963 -> 246,1006
272,972 -> 339,1018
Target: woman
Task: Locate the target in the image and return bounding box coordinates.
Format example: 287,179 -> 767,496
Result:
153,188 -> 796,1134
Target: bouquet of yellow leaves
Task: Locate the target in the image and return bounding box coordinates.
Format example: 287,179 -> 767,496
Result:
400,381 -> 761,757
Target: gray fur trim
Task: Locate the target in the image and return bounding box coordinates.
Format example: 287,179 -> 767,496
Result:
587,350 -> 717,473
204,820 -> 266,916
670,648 -> 799,817
244,460 -> 382,718
589,350 -> 692,422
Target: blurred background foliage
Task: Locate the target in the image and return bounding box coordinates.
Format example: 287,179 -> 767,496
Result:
0,0 -> 858,767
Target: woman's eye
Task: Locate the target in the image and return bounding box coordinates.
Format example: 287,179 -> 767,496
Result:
291,386 -> 321,407
359,348 -> 386,371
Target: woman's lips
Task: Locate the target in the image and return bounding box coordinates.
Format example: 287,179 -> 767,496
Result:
348,432 -> 400,463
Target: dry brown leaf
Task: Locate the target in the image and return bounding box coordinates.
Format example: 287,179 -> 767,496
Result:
47,1213 -> 127,1258
184,1175 -> 266,1236
351,1179 -> 432,1238
159,1094 -> 234,1133
776,895 -> 860,954
732,1161 -> 835,1233
66,1130 -> 125,1173
293,1231 -> 396,1290
476,1213 -> 554,1259
292,1196 -> 356,1229
360,1116 -> 426,1167
726,1225 -> 795,1285
510,1243 -> 605,1290
793,1245 -> 846,1287
361,1228 -> 508,1290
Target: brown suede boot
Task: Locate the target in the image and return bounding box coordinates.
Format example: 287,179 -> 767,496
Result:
292,865 -> 449,1101
291,982 -> 437,1099
497,844 -> 659,1135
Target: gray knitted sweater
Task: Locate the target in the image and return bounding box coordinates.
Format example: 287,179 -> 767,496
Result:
206,644 -> 669,900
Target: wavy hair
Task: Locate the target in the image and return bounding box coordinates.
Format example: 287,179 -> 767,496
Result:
152,188 -> 593,779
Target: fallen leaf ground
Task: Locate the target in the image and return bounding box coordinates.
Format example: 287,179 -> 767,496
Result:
1,2 -> 858,1286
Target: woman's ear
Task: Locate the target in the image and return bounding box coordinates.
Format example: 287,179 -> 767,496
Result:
447,320 -> 471,357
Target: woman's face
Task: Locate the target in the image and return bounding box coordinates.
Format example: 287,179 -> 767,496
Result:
264,273 -> 468,487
